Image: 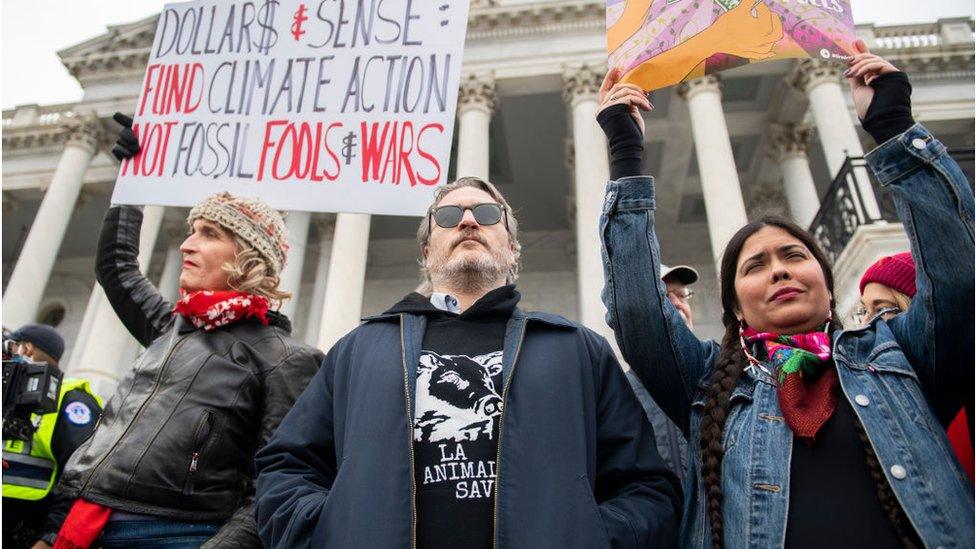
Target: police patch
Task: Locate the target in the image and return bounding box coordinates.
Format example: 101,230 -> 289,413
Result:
64,401 -> 92,425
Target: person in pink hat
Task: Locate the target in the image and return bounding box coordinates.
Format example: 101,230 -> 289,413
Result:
859,252 -> 973,481
856,251 -> 916,324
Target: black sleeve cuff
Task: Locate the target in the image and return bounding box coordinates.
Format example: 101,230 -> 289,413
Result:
861,72 -> 915,145
597,104 -> 645,180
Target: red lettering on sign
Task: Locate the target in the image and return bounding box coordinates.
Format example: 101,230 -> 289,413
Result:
120,121 -> 177,177
416,123 -> 443,186
138,63 -> 204,116
258,120 -> 288,182
259,120 -> 345,182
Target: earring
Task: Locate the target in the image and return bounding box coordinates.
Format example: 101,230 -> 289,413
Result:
739,321 -> 773,378
738,321 -> 757,366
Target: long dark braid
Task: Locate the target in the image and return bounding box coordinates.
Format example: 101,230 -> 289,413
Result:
698,323 -> 748,549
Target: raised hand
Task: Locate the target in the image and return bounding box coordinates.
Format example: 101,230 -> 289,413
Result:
111,112 -> 140,161
599,67 -> 653,136
708,0 -> 784,60
844,39 -> 901,120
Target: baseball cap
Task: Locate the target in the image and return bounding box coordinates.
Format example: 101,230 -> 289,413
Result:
660,264 -> 699,285
10,324 -> 65,362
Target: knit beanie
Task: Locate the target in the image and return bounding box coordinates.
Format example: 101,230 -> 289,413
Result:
187,192 -> 289,275
11,324 -> 65,362
859,252 -> 916,298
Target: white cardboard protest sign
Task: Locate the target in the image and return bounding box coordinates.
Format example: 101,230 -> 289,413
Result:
112,0 -> 470,216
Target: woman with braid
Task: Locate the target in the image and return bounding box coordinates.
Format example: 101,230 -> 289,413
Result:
596,40 -> 974,548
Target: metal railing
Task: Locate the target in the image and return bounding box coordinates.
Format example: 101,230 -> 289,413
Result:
809,149 -> 975,263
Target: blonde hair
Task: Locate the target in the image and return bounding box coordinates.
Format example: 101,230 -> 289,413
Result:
891,289 -> 912,312
223,235 -> 291,309
415,177 -> 522,295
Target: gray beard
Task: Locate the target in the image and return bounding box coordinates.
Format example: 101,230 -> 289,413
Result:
429,253 -> 508,295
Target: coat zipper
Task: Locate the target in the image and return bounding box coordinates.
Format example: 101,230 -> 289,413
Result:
183,410 -> 214,495
492,322 -> 529,548
399,314 -> 418,549
80,333 -> 189,493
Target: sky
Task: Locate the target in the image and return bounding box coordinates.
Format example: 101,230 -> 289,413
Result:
2,0 -> 974,110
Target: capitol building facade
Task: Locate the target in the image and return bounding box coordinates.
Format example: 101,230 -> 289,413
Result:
3,0 -> 974,396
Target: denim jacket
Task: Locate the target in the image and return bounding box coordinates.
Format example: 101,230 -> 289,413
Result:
599,124 -> 974,548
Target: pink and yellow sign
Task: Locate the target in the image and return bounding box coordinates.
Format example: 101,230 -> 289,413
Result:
607,0 -> 857,91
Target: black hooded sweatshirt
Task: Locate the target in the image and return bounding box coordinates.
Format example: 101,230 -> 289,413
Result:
384,285 -> 520,549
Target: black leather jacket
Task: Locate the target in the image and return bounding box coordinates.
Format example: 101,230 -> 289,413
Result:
57,206 -> 323,547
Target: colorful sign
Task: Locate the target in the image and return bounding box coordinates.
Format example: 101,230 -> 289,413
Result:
607,0 -> 857,91
112,0 -> 470,216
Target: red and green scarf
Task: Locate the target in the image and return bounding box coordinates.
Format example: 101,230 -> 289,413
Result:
742,327 -> 836,443
173,290 -> 270,330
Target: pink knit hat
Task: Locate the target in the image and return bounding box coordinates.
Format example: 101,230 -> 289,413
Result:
859,252 -> 916,298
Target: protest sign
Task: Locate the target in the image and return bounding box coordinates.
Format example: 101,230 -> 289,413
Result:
607,0 -> 857,91
112,0 -> 470,216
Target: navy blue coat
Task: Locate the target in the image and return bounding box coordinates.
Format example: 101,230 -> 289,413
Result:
255,306 -> 681,548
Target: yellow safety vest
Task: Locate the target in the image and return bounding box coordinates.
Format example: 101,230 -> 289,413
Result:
2,378 -> 102,501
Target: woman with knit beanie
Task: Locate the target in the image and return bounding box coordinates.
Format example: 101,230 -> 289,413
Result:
45,117 -> 324,549
597,39 -> 974,548
859,252 -> 974,481
857,252 -> 917,323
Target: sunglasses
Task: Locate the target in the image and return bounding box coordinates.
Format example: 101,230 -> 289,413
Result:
428,203 -> 506,230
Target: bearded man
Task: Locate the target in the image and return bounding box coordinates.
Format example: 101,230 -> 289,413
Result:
254,177 -> 682,548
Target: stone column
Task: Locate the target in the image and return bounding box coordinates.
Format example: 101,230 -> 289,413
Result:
278,211 -> 311,320
68,206 -> 165,397
65,287 -> 101,372
563,64 -> 613,335
767,123 -> 821,228
156,226 -> 185,302
455,73 -> 497,180
790,59 -> 880,219
3,112 -> 101,328
677,75 -> 749,263
316,213 -> 370,351
302,216 -> 336,344
136,206 -> 166,271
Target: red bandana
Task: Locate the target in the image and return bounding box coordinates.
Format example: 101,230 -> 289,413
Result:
173,290 -> 269,331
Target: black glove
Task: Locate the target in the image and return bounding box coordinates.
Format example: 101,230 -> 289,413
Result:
597,103 -> 645,180
111,112 -> 140,161
860,72 -> 915,145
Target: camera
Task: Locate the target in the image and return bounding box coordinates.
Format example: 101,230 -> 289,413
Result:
2,337 -> 63,442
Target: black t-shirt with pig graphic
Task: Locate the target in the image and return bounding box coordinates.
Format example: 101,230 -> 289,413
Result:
389,285 -> 519,549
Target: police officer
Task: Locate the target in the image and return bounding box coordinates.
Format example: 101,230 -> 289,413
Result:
2,324 -> 102,549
